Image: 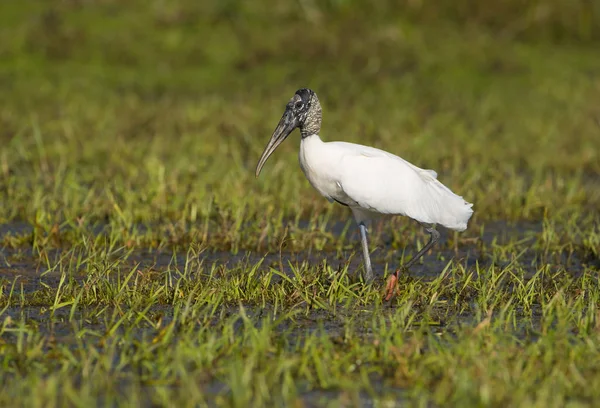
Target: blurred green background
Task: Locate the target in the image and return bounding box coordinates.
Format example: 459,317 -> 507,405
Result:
0,0 -> 598,250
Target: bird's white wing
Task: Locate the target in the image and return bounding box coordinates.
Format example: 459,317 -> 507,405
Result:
330,142 -> 473,231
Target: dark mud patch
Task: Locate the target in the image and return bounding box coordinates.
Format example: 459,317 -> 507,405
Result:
0,219 -> 596,295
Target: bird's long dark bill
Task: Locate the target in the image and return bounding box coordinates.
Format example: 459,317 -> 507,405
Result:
255,109 -> 296,177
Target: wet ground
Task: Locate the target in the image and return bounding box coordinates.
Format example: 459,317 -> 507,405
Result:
0,219 -> 595,294
1,218 -> 598,405
0,219 -> 596,342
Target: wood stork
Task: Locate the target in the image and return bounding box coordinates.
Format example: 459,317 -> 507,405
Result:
255,88 -> 473,299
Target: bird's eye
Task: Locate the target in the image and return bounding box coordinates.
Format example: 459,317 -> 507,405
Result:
295,102 -> 303,109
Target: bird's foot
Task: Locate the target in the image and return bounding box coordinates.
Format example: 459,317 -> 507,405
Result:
363,268 -> 374,284
384,269 -> 401,302
384,266 -> 409,302
383,273 -> 397,302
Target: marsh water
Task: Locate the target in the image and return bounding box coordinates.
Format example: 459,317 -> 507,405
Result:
0,221 -> 600,286
0,219 -> 593,309
0,220 -> 597,405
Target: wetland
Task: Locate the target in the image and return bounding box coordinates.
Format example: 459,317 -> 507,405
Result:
0,1 -> 599,406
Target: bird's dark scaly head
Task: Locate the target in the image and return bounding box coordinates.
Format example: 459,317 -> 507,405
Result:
255,88 -> 322,177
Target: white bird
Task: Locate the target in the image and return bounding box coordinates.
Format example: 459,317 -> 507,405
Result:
256,89 -> 473,298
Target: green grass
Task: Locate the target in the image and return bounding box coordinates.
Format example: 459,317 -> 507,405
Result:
0,0 -> 599,406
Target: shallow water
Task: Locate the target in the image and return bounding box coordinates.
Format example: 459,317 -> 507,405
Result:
1,216 -> 595,406
0,218 -> 593,355
0,219 -> 595,294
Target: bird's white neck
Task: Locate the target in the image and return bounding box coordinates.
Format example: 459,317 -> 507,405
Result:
300,134 -> 324,148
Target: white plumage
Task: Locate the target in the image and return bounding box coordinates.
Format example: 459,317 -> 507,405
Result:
298,135 -> 473,230
255,88 -> 474,293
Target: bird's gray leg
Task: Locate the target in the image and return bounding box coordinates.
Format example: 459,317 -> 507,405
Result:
385,225 -> 440,301
358,222 -> 374,282
403,225 -> 440,269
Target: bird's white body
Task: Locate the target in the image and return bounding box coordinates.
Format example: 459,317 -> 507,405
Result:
256,88 -> 474,285
299,134 -> 473,229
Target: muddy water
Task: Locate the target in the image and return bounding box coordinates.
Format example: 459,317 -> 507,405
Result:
0,219 -> 593,354
0,220 -> 595,294
0,218 -> 595,344
0,218 -> 594,405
